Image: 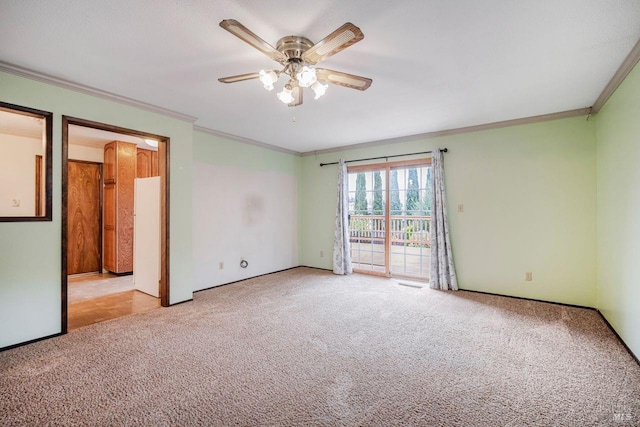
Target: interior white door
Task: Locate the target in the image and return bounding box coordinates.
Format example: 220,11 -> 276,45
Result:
133,176 -> 161,297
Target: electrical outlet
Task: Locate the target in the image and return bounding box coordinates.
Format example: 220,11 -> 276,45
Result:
219,262 -> 224,270
12,199 -> 20,207
525,272 -> 533,281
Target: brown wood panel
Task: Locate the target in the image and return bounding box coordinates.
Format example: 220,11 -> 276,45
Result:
103,141 -> 136,274
67,161 -> 102,275
103,181 -> 116,272
151,150 -> 158,177
103,184 -> 115,229
103,227 -> 115,271
136,148 -> 152,178
116,142 -> 136,273
103,143 -> 116,182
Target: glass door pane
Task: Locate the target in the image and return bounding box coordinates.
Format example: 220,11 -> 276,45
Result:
348,169 -> 387,275
389,164 -> 432,280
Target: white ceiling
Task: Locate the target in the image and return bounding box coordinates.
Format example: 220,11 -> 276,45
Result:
0,109 -> 42,139
69,125 -> 158,150
1,0 -> 639,153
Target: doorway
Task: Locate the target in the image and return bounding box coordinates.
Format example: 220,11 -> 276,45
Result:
348,159 -> 432,280
62,116 -> 170,333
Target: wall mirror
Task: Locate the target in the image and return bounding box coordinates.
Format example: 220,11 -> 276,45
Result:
0,102 -> 52,221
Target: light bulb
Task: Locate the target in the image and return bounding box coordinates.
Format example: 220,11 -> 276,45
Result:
311,81 -> 328,99
277,86 -> 294,104
259,70 -> 278,91
296,66 -> 317,88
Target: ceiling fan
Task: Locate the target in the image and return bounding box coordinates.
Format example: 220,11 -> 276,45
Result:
218,19 -> 372,107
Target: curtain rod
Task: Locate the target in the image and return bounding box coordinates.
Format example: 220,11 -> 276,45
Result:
319,148 -> 448,167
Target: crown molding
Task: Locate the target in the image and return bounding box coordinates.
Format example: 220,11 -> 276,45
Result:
592,36 -> 640,113
1,60 -> 613,156
193,125 -> 301,156
0,61 -> 198,123
301,107 -> 592,156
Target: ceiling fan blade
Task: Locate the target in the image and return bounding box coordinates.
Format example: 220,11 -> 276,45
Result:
220,19 -> 287,63
218,72 -> 261,83
289,85 -> 303,107
302,23 -> 364,64
316,68 -> 372,91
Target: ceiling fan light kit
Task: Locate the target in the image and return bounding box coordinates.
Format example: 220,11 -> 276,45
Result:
218,19 -> 372,107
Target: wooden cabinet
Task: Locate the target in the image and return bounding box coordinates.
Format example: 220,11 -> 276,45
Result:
151,151 -> 158,177
103,141 -> 137,274
136,148 -> 159,178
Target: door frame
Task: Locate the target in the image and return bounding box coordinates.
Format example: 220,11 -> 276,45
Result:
67,160 -> 103,275
35,155 -> 43,216
347,158 -> 431,279
61,116 -> 171,334
348,164 -> 390,277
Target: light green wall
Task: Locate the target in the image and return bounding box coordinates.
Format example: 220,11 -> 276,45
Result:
193,132 -> 300,172
0,71 -> 193,348
192,131 -> 301,289
595,61 -> 640,358
190,133 -> 303,254
300,116 -> 597,306
4,62 -> 637,356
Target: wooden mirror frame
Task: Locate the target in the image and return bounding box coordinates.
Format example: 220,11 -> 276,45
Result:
0,101 -> 53,222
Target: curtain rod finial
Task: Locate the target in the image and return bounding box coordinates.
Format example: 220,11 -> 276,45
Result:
441,148 -> 448,153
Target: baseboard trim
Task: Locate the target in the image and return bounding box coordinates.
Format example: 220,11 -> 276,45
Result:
0,332 -> 64,353
169,298 -> 193,307
193,266 -> 303,293
595,310 -> 640,367
298,265 -> 333,273
456,288 -> 594,310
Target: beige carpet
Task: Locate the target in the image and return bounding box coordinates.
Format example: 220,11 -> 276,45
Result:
1,267 -> 639,426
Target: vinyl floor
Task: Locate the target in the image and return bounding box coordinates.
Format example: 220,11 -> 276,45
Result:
67,273 -> 160,331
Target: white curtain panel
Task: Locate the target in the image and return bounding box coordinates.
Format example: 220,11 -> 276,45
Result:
430,149 -> 458,290
333,159 -> 353,275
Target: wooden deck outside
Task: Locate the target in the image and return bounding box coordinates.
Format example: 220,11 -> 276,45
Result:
350,241 -> 430,279
349,214 -> 431,279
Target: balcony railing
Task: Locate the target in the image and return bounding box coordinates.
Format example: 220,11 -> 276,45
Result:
348,214 -> 431,248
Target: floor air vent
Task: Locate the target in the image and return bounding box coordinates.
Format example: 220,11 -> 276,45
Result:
396,281 -> 424,289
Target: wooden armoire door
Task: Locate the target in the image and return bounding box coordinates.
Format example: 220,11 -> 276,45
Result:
137,147 -> 159,178
103,141 -> 136,274
67,161 -> 102,275
137,148 -> 152,178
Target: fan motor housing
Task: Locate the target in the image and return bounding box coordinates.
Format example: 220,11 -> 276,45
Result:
277,36 -> 313,61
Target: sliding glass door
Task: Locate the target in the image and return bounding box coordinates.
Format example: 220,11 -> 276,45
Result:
347,159 -> 432,280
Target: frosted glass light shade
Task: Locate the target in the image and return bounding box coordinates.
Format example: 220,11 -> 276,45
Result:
311,81 -> 328,99
296,66 -> 317,88
277,86 -> 294,104
259,70 -> 278,91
